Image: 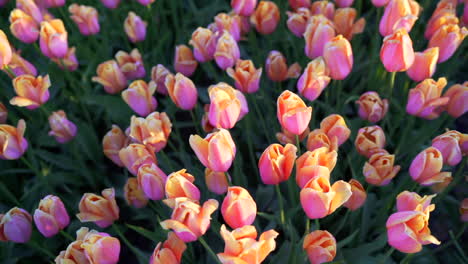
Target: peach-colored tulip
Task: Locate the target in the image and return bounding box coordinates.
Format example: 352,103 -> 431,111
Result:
289,0 -> 310,10
5,52 -> 37,77
304,15 -> 336,59
0,207 -> 32,243
379,0 -> 420,37
301,175 -> 352,219
137,163 -> 167,200
161,198 -> 219,242
92,60 -> 127,94
124,11 -> 147,43
115,49 -> 146,80
118,143 -> 157,175
165,169 -> 200,202
333,8 -> 366,40
323,35 -> 353,80
276,127 -> 310,145
39,19 -> 68,59
81,229 -> 121,264
231,0 -> 257,16
428,24 -> 467,63
16,0 -> 42,24
443,82 -> 468,118
227,59 -> 262,94
396,191 -> 435,212
343,179 -> 367,211
76,188 -> 120,228
165,73 -> 198,110
55,228 -> 88,263
34,195 -> 69,238
208,82 -> 248,129
129,112 -> 172,153
103,125 -> 128,167
215,13 -> 242,42
380,28 -> 415,73
363,150 -> 401,186
221,187 -> 257,229
174,45 -> 198,77
354,126 -> 386,157
0,30 -> 12,69
217,224 -> 278,263
296,147 -> 337,188
189,27 -> 217,63
205,168 -> 229,195
432,130 -> 463,166
101,0 -> 119,9
297,57 -> 331,101
406,78 -> 449,120
150,64 -> 172,95
69,4 -> 99,36
0,103 -> 7,124
306,129 -> 338,152
266,50 -> 289,82
320,114 -> 350,146
124,177 -> 148,208
214,32 -> 240,70
258,143 -> 297,185
303,230 -> 336,264
150,232 -> 187,264
355,91 -> 389,123
461,198 -> 468,222
431,176 -> 452,193
250,1 -> 280,35
0,120 -> 28,160
310,1 -> 335,20
9,9 -> 39,44
406,47 -> 439,82
277,90 -> 312,135
286,8 -> 311,37
122,80 -> 157,117
410,147 -> 452,186
52,46 -> 79,72
189,129 -> 236,172
10,74 -> 49,110
425,13 -> 458,41
48,110 -> 77,144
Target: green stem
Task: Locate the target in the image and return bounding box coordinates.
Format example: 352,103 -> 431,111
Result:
275,184 -> 285,225
3,65 -> 16,78
27,240 -> 55,259
60,230 -> 74,242
305,218 -> 310,235
315,219 -> 320,230
388,72 -> 396,99
295,135 -> 301,154
198,236 -> 222,264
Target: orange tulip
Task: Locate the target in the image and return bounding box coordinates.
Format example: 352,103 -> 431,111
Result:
320,114 -> 350,146
286,8 -> 311,37
124,11 -> 146,43
76,188 -> 120,228
69,4 -> 100,36
0,119 -> 28,160
363,150 -> 401,186
354,126 -> 386,158
215,13 -> 242,42
406,47 -> 439,82
343,179 -> 367,211
9,9 -> 39,44
277,90 -> 312,135
355,91 -> 389,123
205,168 -> 229,195
306,129 -> 338,152
221,186 -> 257,229
410,147 -> 452,186
129,112 -> 172,153
138,163 -> 167,201
303,230 -> 336,264
323,35 -> 353,80
122,80 -> 157,117
296,147 -> 337,188
226,59 -> 262,94
379,0 -> 420,37
150,64 -> 172,95
115,49 -> 146,80
396,191 -> 435,212
5,51 -> 37,77
250,1 -> 280,35
380,28 -> 415,72
443,82 -> 468,118
150,232 -> 187,264
118,143 -> 157,175
124,177 -> 148,208
10,74 -> 50,110
174,44 -> 198,77
406,78 -> 449,120
333,7 -> 365,40
297,57 -> 331,101
165,169 -> 200,202
39,19 -> 68,59
304,15 -> 336,59
92,60 -> 127,94
207,82 -> 248,129
80,229 -> 120,264
103,125 -> 128,167
258,143 -> 297,185
189,27 -> 217,63
165,73 -> 198,110
310,1 -> 335,20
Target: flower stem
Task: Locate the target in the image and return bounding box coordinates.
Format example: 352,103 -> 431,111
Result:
305,219 -> 310,235
60,230 -> 74,242
275,184 -> 286,225
198,236 -> 222,264
315,219 -> 320,230
295,135 -> 301,153
3,65 -> 16,78
388,71 -> 396,99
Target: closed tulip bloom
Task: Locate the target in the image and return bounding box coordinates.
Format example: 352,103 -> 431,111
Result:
208,82 -> 248,129
310,1 -> 335,20
48,110 -> 77,144
150,232 -> 187,264
165,73 -> 198,110
297,57 -> 331,101
0,207 -> 32,243
119,143 -> 157,175
343,179 -> 367,211
101,0 -> 119,9
266,50 -> 288,82
406,78 -> 449,120
189,129 -> 236,172
69,4 -> 99,36
355,91 -> 389,123
363,150 -> 401,186
81,229 -> 121,264
124,177 -> 148,208
137,163 -> 167,200
396,191 -> 435,212
303,230 -> 336,264
354,126 -> 386,157
320,114 -> 351,146
0,30 -> 12,69
304,15 -> 336,59
0,103 -> 6,124
189,28 -> 217,63
306,129 -> 338,152
9,9 -> 39,44
323,35 -> 353,80
0,120 -> 28,160
39,19 -> 68,59
217,224 -> 279,263
231,0 -> 257,16
443,82 -> 468,118
380,28 -> 415,72
16,0 -> 42,24
214,32 -> 240,70
333,8 -> 366,40
76,188 -> 119,228
10,74 -> 49,110
250,1 -> 280,34
103,125 -> 128,167
277,90 -> 312,135
286,8 -> 311,37
301,175 -> 352,219
432,130 -> 463,166
296,147 -> 337,188
174,45 -> 198,76
406,47 -> 439,82
52,47 -> 79,71
238,14 -> 251,35
379,0 -> 420,36
259,143 -> 297,185
150,64 -> 172,95
161,198 -> 219,242
5,52 -> 37,77
425,13 -> 458,41
289,0 -> 310,10
461,199 -> 468,222
215,13 -> 242,42
410,147 -> 452,186
129,112 -> 172,153
92,60 -> 127,94
115,49 -> 146,80
205,168 -> 229,195
122,80 -> 157,117
124,12 -> 147,43
221,186 -> 257,229
429,25 -> 468,63
227,59 -> 262,94
165,169 -> 201,202
33,195 -> 69,238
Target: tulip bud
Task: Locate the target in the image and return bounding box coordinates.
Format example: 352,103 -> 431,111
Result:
0,119 -> 28,160
296,147 -> 337,188
39,19 -> 68,59
208,82 -> 248,129
0,207 -> 32,243
323,35 -> 353,80
289,0 -> 311,10
306,129 -> 338,152
0,103 -> 7,124
122,80 -> 157,117
101,0 -> 119,9
406,47 -> 439,82
461,198 -> 468,222
16,0 -> 42,24
320,114 -> 350,146
124,11 -> 147,43
124,177 -> 148,208
48,110 -> 77,144
432,130 -> 463,166
276,127 -> 309,145
333,8 -> 366,40
215,13 -> 242,42
5,52 -> 37,77
115,49 -> 146,80
102,125 -> 128,167
137,163 -> 167,201
150,232 -> 187,264
150,64 -> 172,95
406,78 -> 449,120
0,30 -> 12,69
250,1 -> 280,35
9,9 -> 39,44
396,191 -> 435,212
221,186 -> 257,229
410,147 -> 452,186
379,0 -> 420,37
34,195 -> 70,237
363,150 -> 401,186
214,32 -> 240,70
259,143 -> 297,185
174,44 -> 198,77
92,60 -> 127,94
286,8 -> 311,37
119,143 -> 157,175
355,91 -> 389,123
443,82 -> 468,118
165,169 -> 201,202
52,47 -> 79,72
380,28 -> 415,72
355,126 -> 386,157
165,73 -> 198,110
277,90 -> 312,135
10,74 -> 50,110
343,179 -> 367,211
227,59 -> 262,94
189,27 -> 217,63
310,1 -> 335,20
129,112 -> 172,153
81,229 -> 120,264
304,15 -> 336,59
69,4 -> 99,36
266,50 -> 288,82
205,168 -> 229,195
303,230 -> 336,264
297,57 -> 331,101
76,188 -> 120,228
429,24 -> 468,63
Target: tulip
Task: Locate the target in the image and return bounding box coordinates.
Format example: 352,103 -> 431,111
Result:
363,150 -> 401,186
161,198 -> 219,242
174,45 -> 198,77
205,168 -> 229,195
150,232 -> 187,264
165,73 -> 198,110
460,134 -> 468,156
306,129 -> 338,152
81,229 -> 121,264
16,0 -> 42,24
226,59 -> 262,93
379,0 -> 420,37
119,143 -> 157,176
266,50 -> 288,82
215,13 -> 242,42
0,207 -> 32,243
76,188 -> 120,228
92,60 -> 127,94
461,198 -> 468,222
5,52 -> 37,77
137,163 -> 167,200
289,0 -> 310,10
296,147 -> 337,188
354,126 -> 386,158
0,119 -> 28,160
0,30 -> 12,69
124,177 -> 148,208
55,227 -> 89,263
52,47 -> 79,71
424,0 -> 458,40
300,175 -> 352,219
276,127 -> 309,145
122,80 -> 157,117
304,15 -> 336,59
48,110 -> 77,144
150,64 -> 172,95
208,82 -> 248,129
277,90 -> 312,135
189,129 -> 236,172
69,4 -> 99,36
410,147 -> 452,186
201,107 -> 215,133
320,114 -> 351,146
250,1 -> 280,35
310,1 -> 335,20
343,179 -> 367,211
102,125 -> 128,167
101,0 -> 119,9
297,57 -> 331,101
406,47 -> 439,82
39,19 -> 68,59
396,191 -> 435,212
115,49 -> 146,80
238,14 -> 251,35
323,35 -> 353,80
443,82 -> 468,118
333,8 -> 366,40
231,0 -> 257,16
0,103 -> 6,124
129,112 -> 172,153
303,230 -> 336,264
221,186 -> 257,229
371,0 -> 389,7
431,130 -> 463,166
165,169 -> 201,202
286,8 -> 311,37
259,143 -> 297,185
10,74 -> 49,110
406,78 -> 449,120
214,32 -> 240,70
217,224 -> 278,263
33,195 -> 69,237
380,28 -> 415,72
189,27 -> 218,63
9,9 -> 39,44
124,11 -> 147,43
355,91 -> 389,123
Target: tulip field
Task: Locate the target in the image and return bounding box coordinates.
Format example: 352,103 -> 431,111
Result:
0,0 -> 467,263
